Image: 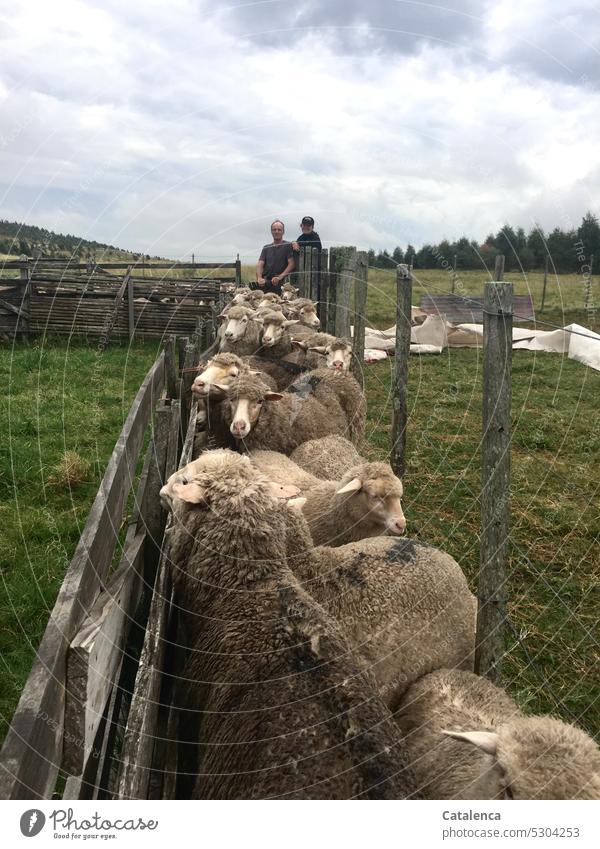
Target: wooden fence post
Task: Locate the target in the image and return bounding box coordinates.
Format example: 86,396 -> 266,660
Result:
235,254 -> 242,287
584,253 -> 594,312
390,264 -> 412,479
319,248 -> 329,325
180,341 -> 196,431
296,247 -> 306,298
351,251 -> 368,387
164,335 -> 178,400
494,254 -> 505,282
327,248 -> 339,335
540,255 -> 549,313
335,247 -> 357,339
475,278 -> 513,683
127,274 -> 135,342
20,258 -> 31,337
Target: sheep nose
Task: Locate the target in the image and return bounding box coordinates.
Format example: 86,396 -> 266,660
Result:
393,518 -> 407,534
194,379 -> 204,389
231,420 -> 246,436
263,336 -> 272,344
333,360 -> 344,370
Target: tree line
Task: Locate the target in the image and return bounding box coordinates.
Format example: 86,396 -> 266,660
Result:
368,212 -> 600,273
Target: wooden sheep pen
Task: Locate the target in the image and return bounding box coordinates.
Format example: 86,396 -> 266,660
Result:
0,258 -> 241,342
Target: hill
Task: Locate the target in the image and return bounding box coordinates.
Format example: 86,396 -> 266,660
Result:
0,219 -> 159,262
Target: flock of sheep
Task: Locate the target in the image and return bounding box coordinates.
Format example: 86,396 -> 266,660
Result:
158,284 -> 600,800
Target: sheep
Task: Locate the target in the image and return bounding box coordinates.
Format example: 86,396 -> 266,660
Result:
254,309 -> 300,358
282,281 -> 299,300
257,292 -> 282,309
224,371 -> 365,453
291,335 -> 353,370
285,297 -> 321,328
287,367 -> 366,446
163,450 -> 417,800
394,668 -> 600,799
301,462 -> 406,546
290,435 -> 364,480
218,305 -> 262,356
250,452 -> 406,546
193,351 -> 303,396
283,503 -> 477,708
222,372 -> 357,454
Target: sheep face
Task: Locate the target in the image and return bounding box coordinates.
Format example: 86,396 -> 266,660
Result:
297,305 -> 321,328
258,312 -> 299,347
282,284 -> 299,301
222,307 -> 256,342
224,378 -> 284,439
309,338 -> 353,371
336,465 -> 406,535
192,354 -> 243,397
445,717 -> 600,800
258,293 -> 282,309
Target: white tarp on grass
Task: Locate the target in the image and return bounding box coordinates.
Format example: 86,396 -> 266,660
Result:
361,315 -> 600,371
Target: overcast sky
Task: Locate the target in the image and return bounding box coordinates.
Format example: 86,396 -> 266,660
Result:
1,0 -> 599,261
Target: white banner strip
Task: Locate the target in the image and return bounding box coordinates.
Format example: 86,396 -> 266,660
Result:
1,800 -> 599,848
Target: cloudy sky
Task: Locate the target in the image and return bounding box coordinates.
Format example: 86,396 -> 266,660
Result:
0,0 -> 599,261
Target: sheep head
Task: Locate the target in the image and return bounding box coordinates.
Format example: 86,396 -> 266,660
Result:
257,310 -> 299,348
287,298 -> 321,328
335,462 -> 406,535
192,352 -> 245,397
444,716 -> 600,800
221,305 -> 256,342
160,449 -> 299,512
223,373 -> 284,439
309,337 -> 353,372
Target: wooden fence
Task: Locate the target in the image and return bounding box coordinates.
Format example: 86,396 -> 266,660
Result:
0,323 -> 219,799
0,258 -> 241,342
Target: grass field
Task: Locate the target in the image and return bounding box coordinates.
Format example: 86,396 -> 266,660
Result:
0,338 -> 158,740
0,270 -> 599,747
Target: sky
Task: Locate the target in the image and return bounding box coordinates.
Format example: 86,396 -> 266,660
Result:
0,0 -> 599,261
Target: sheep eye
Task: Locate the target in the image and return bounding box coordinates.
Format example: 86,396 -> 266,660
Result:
181,477 -> 188,485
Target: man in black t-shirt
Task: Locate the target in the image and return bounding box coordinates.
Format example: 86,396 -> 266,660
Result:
256,220 -> 295,295
292,216 -> 322,252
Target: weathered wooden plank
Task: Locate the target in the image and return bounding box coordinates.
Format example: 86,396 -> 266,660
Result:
475,281 -> 513,684
0,354 -> 165,800
164,336 -> 178,400
335,248 -> 356,339
63,532 -> 145,776
116,401 -> 185,799
351,251 -> 368,387
390,264 -> 413,480
0,297 -> 28,318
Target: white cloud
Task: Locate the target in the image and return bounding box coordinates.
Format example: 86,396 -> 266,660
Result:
0,0 -> 599,259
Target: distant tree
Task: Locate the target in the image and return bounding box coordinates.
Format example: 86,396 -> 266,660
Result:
577,211 -> 600,259
416,244 -> 436,267
392,246 -> 404,264
527,225 -> 547,267
547,228 -> 577,272
367,248 -> 376,266
404,244 -> 416,266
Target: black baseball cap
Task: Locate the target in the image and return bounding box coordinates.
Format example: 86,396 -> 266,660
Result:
301,216 -> 314,226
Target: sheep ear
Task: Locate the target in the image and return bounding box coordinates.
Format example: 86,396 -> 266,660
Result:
336,477 -> 363,495
287,496 -> 307,510
284,319 -> 300,327
267,481 -> 301,499
308,346 -> 328,354
212,382 -> 230,393
250,315 -> 264,323
217,313 -> 228,322
264,392 -> 284,401
172,481 -> 207,504
442,730 -> 499,756
292,340 -> 308,351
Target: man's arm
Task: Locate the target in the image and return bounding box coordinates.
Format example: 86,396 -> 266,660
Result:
256,258 -> 265,284
272,254 -> 295,286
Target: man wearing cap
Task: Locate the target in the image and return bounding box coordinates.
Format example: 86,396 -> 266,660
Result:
292,216 -> 322,252
256,220 -> 295,295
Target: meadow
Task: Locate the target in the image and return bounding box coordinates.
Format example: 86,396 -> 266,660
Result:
0,265 -> 598,744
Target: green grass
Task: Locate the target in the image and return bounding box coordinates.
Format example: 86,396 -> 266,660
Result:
361,345 -> 600,736
0,337 -> 158,740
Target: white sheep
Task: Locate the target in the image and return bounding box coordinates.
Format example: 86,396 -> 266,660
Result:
395,668 -> 600,799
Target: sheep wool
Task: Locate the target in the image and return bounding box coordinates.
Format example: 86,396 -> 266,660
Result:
395,669 -> 600,800
167,450 -> 418,800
